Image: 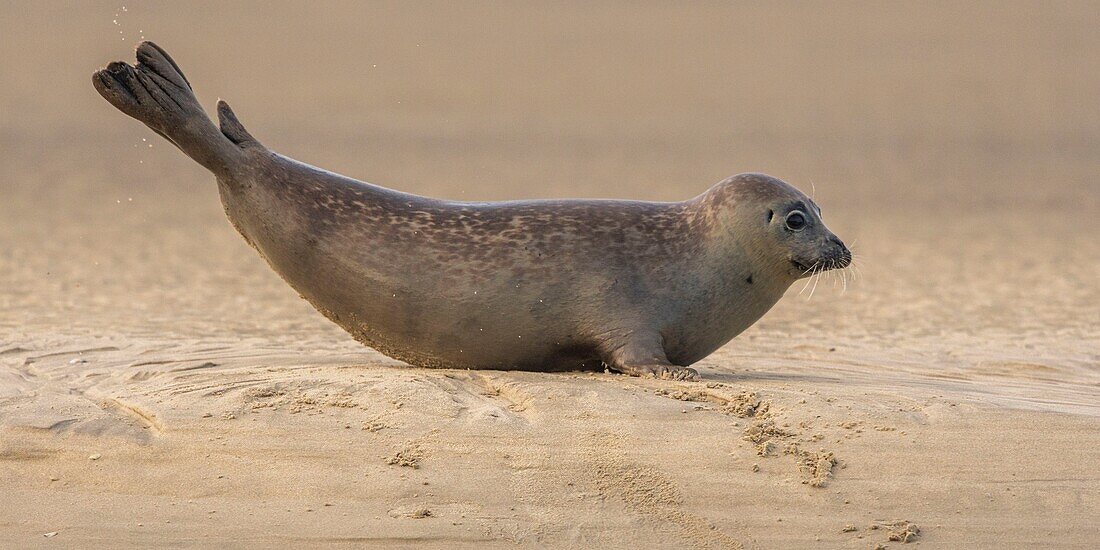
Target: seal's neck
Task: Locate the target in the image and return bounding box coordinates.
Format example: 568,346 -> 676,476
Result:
686,198 -> 797,294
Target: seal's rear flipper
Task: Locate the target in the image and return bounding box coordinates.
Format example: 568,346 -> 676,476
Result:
217,100 -> 258,147
92,41 -> 258,175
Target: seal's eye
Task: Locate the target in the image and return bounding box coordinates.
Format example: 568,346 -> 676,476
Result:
785,211 -> 807,231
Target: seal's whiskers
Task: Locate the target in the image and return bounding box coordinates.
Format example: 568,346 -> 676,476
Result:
799,261 -> 822,296
807,266 -> 822,300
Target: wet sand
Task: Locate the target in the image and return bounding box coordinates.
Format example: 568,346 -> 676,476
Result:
2,2 -> 1098,548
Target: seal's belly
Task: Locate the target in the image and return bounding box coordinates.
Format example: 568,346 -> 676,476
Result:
291,264 -> 599,370
331,300 -> 601,370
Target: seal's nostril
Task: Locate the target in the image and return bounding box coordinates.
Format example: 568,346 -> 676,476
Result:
837,246 -> 852,267
826,236 -> 851,268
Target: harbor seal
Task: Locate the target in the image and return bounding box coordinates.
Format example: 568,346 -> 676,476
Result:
93,42 -> 850,380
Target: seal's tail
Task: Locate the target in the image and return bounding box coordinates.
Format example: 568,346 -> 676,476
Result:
92,41 -> 259,175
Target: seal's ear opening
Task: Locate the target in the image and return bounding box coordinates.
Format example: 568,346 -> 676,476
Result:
766,209 -> 774,223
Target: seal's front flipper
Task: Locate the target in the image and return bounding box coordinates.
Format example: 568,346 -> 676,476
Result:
92,41 -> 249,175
603,333 -> 699,381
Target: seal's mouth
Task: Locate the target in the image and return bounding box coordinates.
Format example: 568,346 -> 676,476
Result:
789,235 -> 851,277
791,254 -> 851,275
790,259 -> 816,274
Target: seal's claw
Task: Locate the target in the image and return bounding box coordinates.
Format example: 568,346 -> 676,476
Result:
675,367 -> 700,381
617,364 -> 666,378
617,364 -> 699,381
662,366 -> 699,381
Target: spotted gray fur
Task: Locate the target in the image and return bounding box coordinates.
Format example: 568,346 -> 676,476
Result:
93,42 -> 850,380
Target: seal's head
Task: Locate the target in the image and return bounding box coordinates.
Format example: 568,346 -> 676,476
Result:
708,173 -> 851,281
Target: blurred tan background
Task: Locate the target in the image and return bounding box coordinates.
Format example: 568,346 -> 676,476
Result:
6,2 -> 1099,203
3,0 -> 1097,350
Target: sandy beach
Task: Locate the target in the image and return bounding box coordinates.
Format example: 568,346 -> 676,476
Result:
2,2 -> 1098,548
